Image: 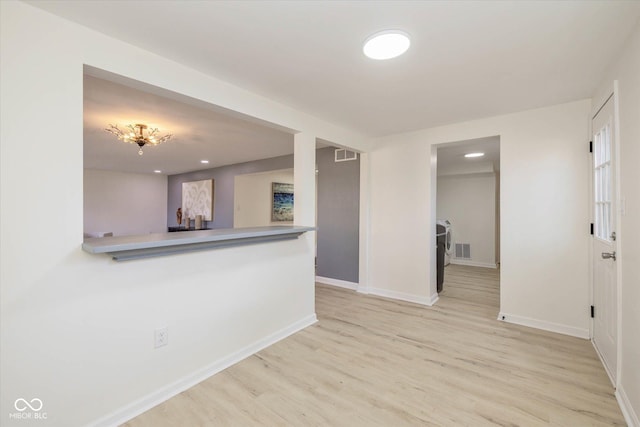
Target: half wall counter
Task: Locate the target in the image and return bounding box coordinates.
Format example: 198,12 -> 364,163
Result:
82,226 -> 315,261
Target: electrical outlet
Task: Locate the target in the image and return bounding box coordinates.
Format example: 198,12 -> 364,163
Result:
154,327 -> 168,348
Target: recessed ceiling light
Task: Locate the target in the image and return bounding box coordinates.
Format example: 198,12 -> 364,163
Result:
153,170 -> 162,174
200,160 -> 209,164
363,30 -> 411,60
464,152 -> 485,158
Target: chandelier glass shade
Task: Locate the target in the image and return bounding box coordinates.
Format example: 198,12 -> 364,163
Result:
105,123 -> 173,155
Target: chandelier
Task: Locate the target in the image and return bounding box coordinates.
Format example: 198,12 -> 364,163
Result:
105,123 -> 173,155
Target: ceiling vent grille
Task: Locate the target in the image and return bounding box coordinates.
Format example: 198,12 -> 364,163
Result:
335,148 -> 358,162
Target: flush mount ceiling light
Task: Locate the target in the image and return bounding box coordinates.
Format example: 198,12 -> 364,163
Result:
464,152 -> 485,158
105,123 -> 173,155
363,30 -> 411,60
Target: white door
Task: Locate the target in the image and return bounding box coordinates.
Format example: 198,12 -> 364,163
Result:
592,95 -> 617,383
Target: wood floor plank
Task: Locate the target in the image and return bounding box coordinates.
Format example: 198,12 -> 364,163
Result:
123,265 -> 625,426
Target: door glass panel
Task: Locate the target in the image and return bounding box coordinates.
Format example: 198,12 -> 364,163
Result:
594,123 -> 612,241
604,125 -> 609,160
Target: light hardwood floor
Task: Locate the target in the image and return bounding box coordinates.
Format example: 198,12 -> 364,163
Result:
124,265 -> 625,426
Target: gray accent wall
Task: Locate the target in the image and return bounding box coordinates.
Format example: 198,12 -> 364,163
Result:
168,154 -> 293,229
316,147 -> 360,283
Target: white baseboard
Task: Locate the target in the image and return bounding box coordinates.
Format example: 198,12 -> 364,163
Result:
428,293 -> 439,306
359,287 -> 438,306
315,276 -> 358,290
497,312 -> 589,339
591,339 -> 616,387
92,314 -> 318,427
451,259 -> 497,269
617,384 -> 640,427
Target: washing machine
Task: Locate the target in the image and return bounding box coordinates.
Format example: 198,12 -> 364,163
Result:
436,219 -> 453,266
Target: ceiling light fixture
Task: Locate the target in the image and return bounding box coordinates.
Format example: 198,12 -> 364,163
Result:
363,30 -> 411,60
200,160 -> 209,164
154,170 -> 162,174
464,152 -> 485,158
105,123 -> 173,155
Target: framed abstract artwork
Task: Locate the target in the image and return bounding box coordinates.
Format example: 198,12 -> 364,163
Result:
271,182 -> 293,222
182,179 -> 214,221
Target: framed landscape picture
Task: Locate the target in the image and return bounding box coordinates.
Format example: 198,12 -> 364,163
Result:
271,182 -> 294,222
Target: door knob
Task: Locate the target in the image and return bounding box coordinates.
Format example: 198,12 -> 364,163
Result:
601,251 -> 617,261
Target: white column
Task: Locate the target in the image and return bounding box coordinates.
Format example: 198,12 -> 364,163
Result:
358,152 -> 370,293
293,132 -> 317,297
294,132 -> 316,227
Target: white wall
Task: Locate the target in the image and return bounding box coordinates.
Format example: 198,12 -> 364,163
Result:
234,169 -> 294,227
365,99 -> 591,338
437,173 -> 496,268
593,19 -> 640,427
0,2 -> 339,425
84,169 -> 168,236
364,140 -> 433,305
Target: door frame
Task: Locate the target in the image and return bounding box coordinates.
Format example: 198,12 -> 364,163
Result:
429,137 -> 502,301
589,80 -> 623,388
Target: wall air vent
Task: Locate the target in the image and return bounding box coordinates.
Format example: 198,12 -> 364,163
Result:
335,148 -> 358,162
455,243 -> 471,259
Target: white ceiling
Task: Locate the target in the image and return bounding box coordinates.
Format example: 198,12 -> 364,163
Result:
84,74 -> 295,175
437,137 -> 500,177
30,1 -> 640,138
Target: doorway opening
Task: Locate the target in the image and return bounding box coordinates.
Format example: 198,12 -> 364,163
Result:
434,136 -> 501,317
